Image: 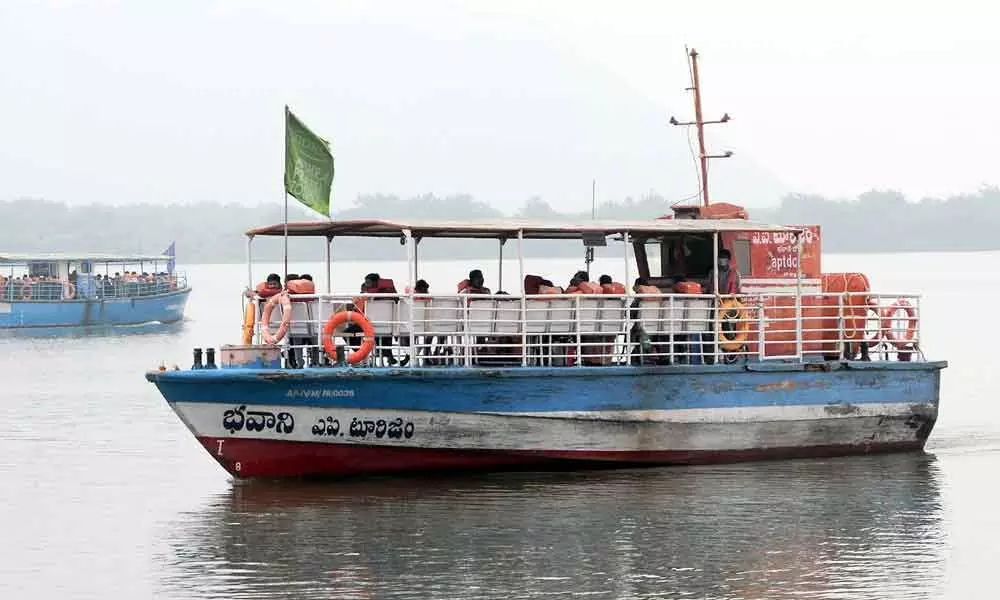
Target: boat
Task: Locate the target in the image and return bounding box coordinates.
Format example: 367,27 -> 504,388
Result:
144,50 -> 945,480
0,248 -> 191,329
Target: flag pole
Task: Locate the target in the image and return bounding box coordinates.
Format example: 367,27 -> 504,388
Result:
283,191 -> 289,281
283,105 -> 289,283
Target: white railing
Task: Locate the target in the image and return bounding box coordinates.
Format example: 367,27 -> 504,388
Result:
245,291 -> 923,369
0,274 -> 188,301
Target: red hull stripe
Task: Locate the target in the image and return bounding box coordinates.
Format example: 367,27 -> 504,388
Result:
199,437 -> 926,479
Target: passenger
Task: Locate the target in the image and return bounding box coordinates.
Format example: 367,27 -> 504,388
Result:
524,274 -> 543,295
300,273 -> 313,281
565,270 -> 590,293
538,278 -> 563,294
599,274 -> 626,295
458,269 -> 491,294
245,273 -> 282,302
355,273 -> 404,366
703,249 -> 741,295
285,275 -> 317,369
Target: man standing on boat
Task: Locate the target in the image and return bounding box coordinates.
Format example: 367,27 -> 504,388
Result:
703,249 -> 741,295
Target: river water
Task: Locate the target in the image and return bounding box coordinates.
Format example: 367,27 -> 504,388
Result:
1,253 -> 996,599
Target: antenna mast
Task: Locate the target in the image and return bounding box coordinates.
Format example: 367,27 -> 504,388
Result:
670,48 -> 732,208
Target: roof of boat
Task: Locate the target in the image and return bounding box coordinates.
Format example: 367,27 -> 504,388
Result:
246,218 -> 803,239
0,252 -> 170,264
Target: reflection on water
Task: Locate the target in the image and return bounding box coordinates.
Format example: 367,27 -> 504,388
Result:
0,319 -> 187,340
159,454 -> 945,600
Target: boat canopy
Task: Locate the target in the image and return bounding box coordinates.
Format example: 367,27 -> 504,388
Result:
0,252 -> 170,264
245,218 -> 803,240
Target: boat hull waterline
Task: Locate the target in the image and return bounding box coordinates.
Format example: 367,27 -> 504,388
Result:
0,288 -> 191,329
148,362 -> 943,479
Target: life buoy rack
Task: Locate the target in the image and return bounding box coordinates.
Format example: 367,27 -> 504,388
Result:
322,311 -> 375,365
718,297 -> 750,352
880,299 -> 918,349
241,302 -> 256,345
260,292 -> 292,344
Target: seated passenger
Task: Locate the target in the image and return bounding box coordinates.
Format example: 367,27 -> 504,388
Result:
246,273 -> 282,301
566,270 -> 602,294
599,274 -> 626,294
458,269 -> 490,294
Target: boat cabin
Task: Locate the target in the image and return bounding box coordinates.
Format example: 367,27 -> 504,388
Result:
235,214 -> 921,371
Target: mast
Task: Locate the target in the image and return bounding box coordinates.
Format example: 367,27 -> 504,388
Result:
670,48 -> 732,207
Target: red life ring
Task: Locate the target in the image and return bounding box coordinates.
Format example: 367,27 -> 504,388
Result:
322,311 -> 375,365
63,281 -> 76,300
260,292 -> 292,344
880,299 -> 917,348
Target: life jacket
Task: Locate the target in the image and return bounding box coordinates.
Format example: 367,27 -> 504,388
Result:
285,279 -> 316,302
457,279 -> 490,294
362,278 -> 397,294
286,278 -> 315,295
255,281 -> 282,299
636,284 -> 661,295
674,281 -> 703,294
568,281 -> 602,294
601,282 -> 626,294
538,285 -> 563,295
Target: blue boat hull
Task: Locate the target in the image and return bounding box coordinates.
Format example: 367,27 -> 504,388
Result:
146,360 -> 946,479
0,288 -> 190,328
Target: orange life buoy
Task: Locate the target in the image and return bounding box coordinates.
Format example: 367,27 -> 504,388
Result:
241,302 -> 256,345
322,311 -> 375,365
63,281 -> 76,300
880,299 -> 917,349
260,292 -> 292,344
20,283 -> 32,300
718,297 -> 750,352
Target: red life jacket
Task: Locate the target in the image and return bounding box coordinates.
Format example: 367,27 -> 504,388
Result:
457,279 -> 490,294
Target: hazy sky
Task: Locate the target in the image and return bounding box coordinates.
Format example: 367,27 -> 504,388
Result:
2,0 -> 996,213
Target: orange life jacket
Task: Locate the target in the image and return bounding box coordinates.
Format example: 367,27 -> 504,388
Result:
457,279 -> 490,294
255,281 -> 281,299
601,282 -> 626,294
674,281 -> 703,294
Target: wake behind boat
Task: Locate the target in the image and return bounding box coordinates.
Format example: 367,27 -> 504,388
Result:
0,249 -> 190,329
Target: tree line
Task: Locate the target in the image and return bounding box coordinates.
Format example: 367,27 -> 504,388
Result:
2,187 -> 997,263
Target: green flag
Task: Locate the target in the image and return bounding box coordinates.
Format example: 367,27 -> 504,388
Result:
284,106 -> 334,216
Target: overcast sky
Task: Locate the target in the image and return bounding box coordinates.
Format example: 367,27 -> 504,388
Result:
1,0 -> 996,212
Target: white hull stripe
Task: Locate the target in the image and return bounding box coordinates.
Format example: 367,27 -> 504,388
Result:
171,402 -> 933,453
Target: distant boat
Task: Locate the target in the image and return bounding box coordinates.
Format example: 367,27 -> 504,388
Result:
0,250 -> 191,329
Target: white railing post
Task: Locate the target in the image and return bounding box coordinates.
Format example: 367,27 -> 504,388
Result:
518,230 -> 527,367
623,231 -> 632,365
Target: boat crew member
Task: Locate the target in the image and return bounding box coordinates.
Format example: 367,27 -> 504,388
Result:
703,249 -> 741,295
701,248 -> 742,363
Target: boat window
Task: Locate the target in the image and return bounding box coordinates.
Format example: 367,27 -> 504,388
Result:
733,238 -> 751,275
684,235 -> 714,278
28,261 -> 56,278
644,241 -> 663,278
